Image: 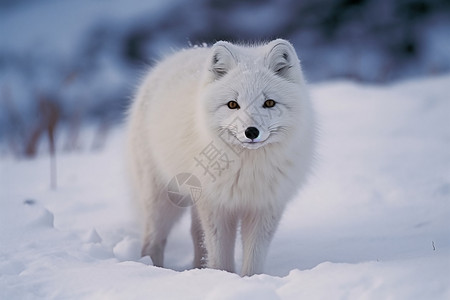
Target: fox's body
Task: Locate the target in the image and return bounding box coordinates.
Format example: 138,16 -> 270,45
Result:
126,39 -> 315,276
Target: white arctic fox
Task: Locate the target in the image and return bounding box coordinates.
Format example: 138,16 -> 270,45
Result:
126,39 -> 315,276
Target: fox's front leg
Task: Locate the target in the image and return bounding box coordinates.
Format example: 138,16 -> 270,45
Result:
199,205 -> 238,273
240,209 -> 282,276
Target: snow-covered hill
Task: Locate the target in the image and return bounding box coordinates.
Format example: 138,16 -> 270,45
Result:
1,75 -> 449,299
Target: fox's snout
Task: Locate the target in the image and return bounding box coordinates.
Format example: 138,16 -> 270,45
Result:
244,127 -> 259,140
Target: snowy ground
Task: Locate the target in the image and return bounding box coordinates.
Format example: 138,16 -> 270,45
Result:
1,75 -> 449,299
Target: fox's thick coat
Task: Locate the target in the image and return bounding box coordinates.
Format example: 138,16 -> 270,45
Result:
126,39 -> 315,276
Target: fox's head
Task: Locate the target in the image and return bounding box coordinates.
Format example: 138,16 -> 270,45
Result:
200,39 -> 309,151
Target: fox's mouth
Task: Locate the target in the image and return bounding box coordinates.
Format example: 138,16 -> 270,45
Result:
219,128 -> 270,150
241,140 -> 267,149
236,135 -> 270,149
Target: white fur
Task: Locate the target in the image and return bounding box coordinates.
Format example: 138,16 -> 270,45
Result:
126,39 -> 315,276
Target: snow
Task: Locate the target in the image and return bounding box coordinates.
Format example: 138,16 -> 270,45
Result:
1,75 -> 450,299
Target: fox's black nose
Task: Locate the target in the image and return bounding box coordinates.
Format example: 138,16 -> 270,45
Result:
245,127 -> 260,140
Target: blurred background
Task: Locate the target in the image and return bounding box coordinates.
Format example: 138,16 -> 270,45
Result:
1,0 -> 450,157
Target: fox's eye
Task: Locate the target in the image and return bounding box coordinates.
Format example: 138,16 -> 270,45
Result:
227,101 -> 240,109
263,99 -> 276,108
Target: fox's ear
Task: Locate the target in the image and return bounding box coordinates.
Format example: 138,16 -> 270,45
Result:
265,39 -> 301,82
209,41 -> 236,80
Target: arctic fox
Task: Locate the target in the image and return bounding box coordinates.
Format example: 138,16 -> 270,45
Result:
126,39 -> 315,276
